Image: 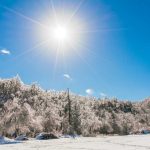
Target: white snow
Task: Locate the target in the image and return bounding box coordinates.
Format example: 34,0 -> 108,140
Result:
0,136 -> 20,145
1,135 -> 150,150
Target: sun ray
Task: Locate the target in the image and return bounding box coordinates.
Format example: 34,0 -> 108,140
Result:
68,43 -> 110,91
52,41 -> 61,81
77,27 -> 127,34
0,39 -> 50,76
77,40 -> 97,56
0,5 -> 48,29
65,0 -> 85,25
77,40 -> 113,65
66,42 -> 97,76
12,40 -> 50,61
60,42 -> 67,74
49,0 -> 58,26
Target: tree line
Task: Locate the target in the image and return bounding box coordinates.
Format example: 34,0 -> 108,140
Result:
0,76 -> 150,137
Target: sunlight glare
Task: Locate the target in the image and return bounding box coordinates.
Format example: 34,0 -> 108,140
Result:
53,25 -> 69,42
36,8 -> 86,54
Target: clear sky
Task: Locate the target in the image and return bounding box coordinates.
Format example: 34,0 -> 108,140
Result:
0,0 -> 150,101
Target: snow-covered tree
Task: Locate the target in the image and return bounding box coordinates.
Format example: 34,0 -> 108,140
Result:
0,76 -> 150,137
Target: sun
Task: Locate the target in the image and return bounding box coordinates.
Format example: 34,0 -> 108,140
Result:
53,25 -> 70,42
35,6 -> 87,54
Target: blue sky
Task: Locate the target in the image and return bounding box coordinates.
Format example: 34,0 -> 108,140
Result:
0,0 -> 150,101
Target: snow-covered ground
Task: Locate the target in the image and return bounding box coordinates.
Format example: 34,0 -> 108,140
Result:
0,136 -> 20,145
1,135 -> 150,150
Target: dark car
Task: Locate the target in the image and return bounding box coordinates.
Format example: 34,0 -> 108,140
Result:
36,133 -> 58,140
15,135 -> 29,141
141,130 -> 150,134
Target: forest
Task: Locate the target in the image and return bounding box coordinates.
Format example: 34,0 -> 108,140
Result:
0,76 -> 150,137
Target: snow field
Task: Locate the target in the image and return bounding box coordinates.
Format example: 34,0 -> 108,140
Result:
1,135 -> 150,150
